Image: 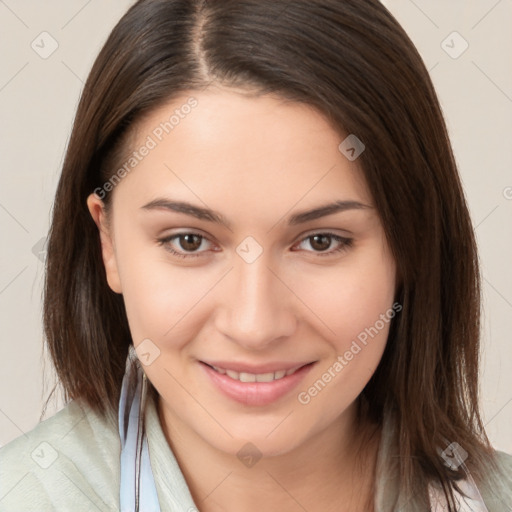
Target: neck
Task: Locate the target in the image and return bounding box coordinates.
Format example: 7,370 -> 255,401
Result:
158,397 -> 381,512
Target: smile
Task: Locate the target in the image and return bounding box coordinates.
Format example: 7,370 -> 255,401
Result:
200,361 -> 316,406
208,364 -> 304,383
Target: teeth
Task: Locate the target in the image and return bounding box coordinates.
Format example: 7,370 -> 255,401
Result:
211,365 -> 302,382
255,373 -> 275,383
226,369 -> 239,380
274,370 -> 286,379
239,372 -> 256,383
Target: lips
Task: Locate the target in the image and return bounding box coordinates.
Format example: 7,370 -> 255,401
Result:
200,360 -> 316,406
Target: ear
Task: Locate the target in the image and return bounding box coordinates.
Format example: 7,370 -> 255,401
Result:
86,193 -> 122,294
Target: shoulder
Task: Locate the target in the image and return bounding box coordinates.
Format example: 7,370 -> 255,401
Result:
0,399 -> 120,512
488,450 -> 512,487
493,450 -> 512,488
495,450 -> 512,474
478,449 -> 512,509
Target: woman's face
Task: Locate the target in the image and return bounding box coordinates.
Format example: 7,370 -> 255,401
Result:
88,87 -> 397,458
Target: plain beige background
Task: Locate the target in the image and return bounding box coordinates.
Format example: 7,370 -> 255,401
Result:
0,0 -> 511,453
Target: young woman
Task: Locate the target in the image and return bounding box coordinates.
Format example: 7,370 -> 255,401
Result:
1,0 -> 511,510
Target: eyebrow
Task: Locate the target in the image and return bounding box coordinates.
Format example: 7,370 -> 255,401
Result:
141,198 -> 372,229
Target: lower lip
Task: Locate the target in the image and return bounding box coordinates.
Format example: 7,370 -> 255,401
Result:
200,362 -> 315,406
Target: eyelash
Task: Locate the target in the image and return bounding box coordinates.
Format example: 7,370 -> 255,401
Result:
157,232 -> 353,259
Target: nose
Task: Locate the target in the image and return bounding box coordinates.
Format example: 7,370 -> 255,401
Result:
214,254 -> 297,351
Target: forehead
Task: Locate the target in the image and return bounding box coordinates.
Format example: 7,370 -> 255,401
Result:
112,87 -> 372,211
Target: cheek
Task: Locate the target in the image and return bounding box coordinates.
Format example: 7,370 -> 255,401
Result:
291,243 -> 396,348
292,241 -> 396,400
296,281 -> 396,418
113,240 -> 212,345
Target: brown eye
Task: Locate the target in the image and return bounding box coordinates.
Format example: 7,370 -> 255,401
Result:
294,232 -> 353,257
309,234 -> 332,252
179,234 -> 203,252
158,232 -> 212,258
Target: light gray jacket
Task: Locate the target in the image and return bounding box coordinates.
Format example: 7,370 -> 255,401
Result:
1,394 -> 511,511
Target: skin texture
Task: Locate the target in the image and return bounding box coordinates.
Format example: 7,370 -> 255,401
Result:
87,86 -> 397,511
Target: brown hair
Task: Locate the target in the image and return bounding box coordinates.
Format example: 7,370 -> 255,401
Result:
43,0 -> 499,508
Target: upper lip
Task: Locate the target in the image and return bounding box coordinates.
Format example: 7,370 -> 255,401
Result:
201,360 -> 315,374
